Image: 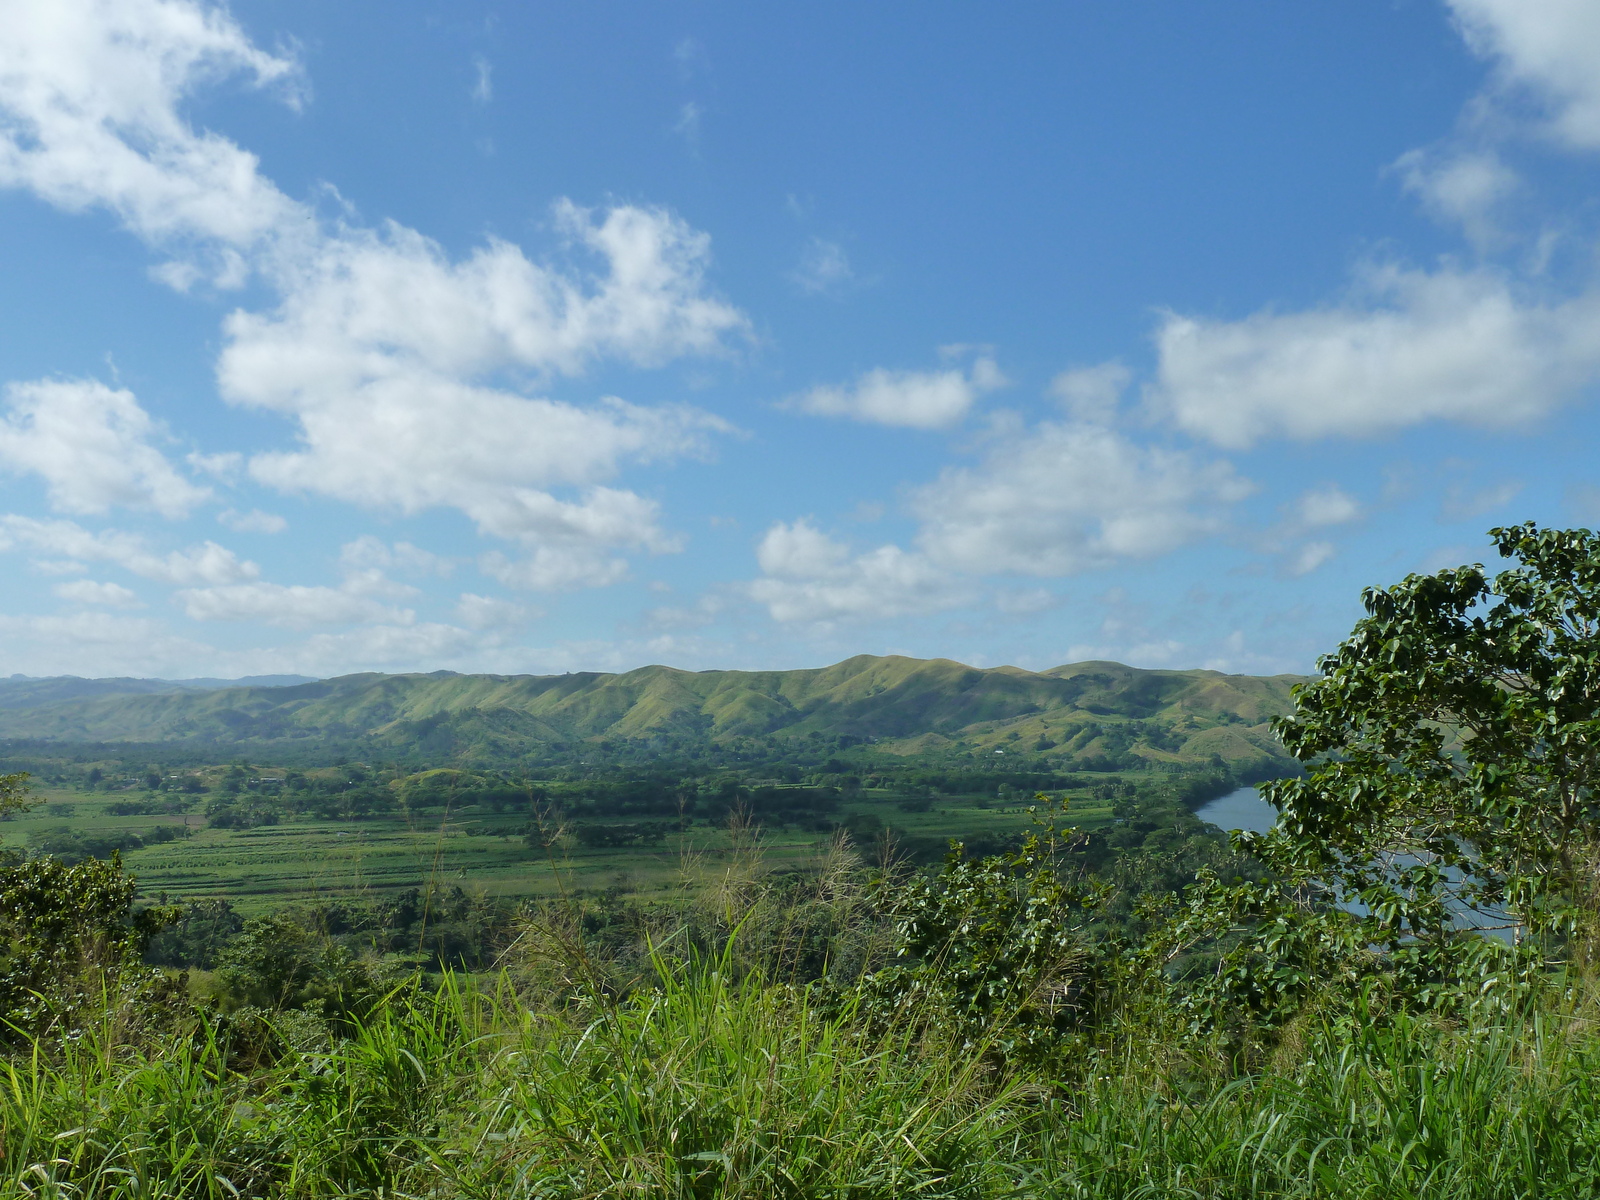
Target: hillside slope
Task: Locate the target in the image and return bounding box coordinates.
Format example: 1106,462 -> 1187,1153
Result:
0,656 -> 1305,772
0,675 -> 318,710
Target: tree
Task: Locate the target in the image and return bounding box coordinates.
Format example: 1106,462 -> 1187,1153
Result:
0,771 -> 37,820
1171,524 -> 1600,1026
0,854 -> 178,1037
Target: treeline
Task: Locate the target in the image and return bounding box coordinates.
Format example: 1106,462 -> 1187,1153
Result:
20,821 -> 192,865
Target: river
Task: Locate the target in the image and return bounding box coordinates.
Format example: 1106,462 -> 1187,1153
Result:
1193,783 -> 1517,940
1194,784 -> 1277,833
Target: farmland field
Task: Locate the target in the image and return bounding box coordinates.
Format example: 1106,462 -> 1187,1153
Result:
1,779 -> 1117,912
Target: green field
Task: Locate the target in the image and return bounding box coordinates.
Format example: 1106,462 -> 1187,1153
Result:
1,781 -> 1116,912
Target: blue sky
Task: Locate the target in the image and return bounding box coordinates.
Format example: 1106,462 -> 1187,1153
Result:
1,0 -> 1598,680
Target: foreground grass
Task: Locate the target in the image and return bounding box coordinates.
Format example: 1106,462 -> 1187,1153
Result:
4,973 -> 1600,1199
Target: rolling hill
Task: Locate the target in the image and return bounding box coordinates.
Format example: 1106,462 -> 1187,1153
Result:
0,656 -> 1304,773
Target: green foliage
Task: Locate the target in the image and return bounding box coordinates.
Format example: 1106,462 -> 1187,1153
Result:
144,898 -> 245,970
213,913 -> 380,1019
0,854 -> 177,1037
0,654 -> 1300,778
1273,522 -> 1600,939
856,801 -> 1119,1068
0,771 -> 35,820
1162,522 -> 1600,1030
25,820 -> 190,863
24,535 -> 1600,1189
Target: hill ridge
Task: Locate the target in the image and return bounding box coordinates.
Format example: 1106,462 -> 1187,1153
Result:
0,655 -> 1305,774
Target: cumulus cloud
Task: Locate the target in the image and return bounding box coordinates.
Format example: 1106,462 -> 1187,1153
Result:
454,592 -> 529,630
912,422 -> 1252,575
0,515 -> 258,584
0,379 -> 210,516
789,356 -> 1006,430
1449,0 -> 1600,150
53,578 -> 141,607
1152,262 -> 1600,447
1048,361 -> 1130,424
339,535 -> 449,576
1395,147 -> 1521,246
747,520 -> 967,623
748,419 -> 1249,623
224,203 -> 745,397
0,0 -> 305,285
0,2 -> 750,600
1148,2 -> 1600,452
1297,484 -> 1361,527
220,206 -> 741,572
286,621 -> 485,673
1287,540 -> 1336,577
480,544 -> 628,593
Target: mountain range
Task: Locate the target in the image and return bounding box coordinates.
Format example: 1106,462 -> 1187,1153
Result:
0,656 -> 1303,773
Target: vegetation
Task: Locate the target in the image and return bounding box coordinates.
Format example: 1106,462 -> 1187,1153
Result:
0,654 -> 1301,777
8,524 -> 1600,1195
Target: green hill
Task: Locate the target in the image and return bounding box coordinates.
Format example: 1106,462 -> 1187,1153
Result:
0,655 -> 1304,773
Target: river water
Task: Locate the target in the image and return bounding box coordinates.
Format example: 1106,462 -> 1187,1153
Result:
1193,784 -> 1517,940
1195,784 -> 1277,834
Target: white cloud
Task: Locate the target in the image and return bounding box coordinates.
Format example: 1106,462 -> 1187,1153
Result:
0,0 -> 305,284
0,6 -> 749,597
1148,4 -> 1600,454
645,592 -> 728,631
1395,147 -> 1520,246
674,101 -> 702,143
221,206 -> 742,570
748,520 -> 967,623
470,54 -> 492,104
1287,541 -> 1336,576
1448,0 -> 1600,150
339,535 -> 449,576
287,622 -> 485,673
747,418 -> 1248,623
0,515 -> 258,584
791,237 -> 853,295
174,580 -> 412,628
1049,361 -> 1129,424
189,450 -> 242,478
1065,636 -> 1189,669
481,545 -> 629,592
0,378 -> 210,516
0,610 -> 214,676
454,592 -> 529,630
218,507 -> 286,533
225,203 -> 746,398
1152,262 -> 1600,447
1297,484 -> 1360,527
53,578 -> 141,607
789,356 -> 1006,430
466,486 -> 682,590
912,421 -> 1252,575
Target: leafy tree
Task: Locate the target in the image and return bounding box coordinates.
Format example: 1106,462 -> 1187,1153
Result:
144,897 -> 246,969
0,854 -> 178,1037
858,801 -> 1115,1067
0,771 -> 36,820
1170,523 -> 1600,1027
214,914 -> 378,1017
